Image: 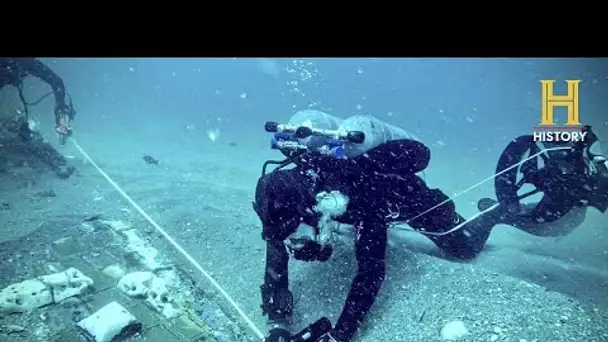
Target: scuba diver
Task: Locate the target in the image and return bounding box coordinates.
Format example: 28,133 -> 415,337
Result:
253,110 -> 608,342
0,58 -> 77,178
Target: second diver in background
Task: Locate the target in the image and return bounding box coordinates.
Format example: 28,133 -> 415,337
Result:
0,58 -> 77,178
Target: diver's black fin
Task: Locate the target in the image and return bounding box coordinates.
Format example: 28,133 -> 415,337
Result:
478,198 -> 498,212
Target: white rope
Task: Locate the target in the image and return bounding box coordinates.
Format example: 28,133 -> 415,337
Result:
70,139 -> 265,340
403,146 -> 572,236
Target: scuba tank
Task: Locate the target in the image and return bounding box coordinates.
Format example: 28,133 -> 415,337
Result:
287,109 -> 343,130
284,111 -> 422,159
262,110 -> 355,175
262,110 -> 424,175
339,115 -> 421,158
269,110 -> 359,160
285,110 -> 345,157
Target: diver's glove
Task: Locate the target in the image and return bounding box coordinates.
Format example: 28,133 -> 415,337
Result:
265,327 -> 291,342
286,237 -> 332,262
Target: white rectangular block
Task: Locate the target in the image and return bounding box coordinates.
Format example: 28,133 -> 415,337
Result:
77,301 -> 141,342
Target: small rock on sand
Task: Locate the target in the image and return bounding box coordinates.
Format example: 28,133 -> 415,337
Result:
103,264 -> 126,279
440,320 -> 469,340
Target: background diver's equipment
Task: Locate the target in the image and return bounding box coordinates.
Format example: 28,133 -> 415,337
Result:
492,125 -> 608,224
15,88 -> 76,145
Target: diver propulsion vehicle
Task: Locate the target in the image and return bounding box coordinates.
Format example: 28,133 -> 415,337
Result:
487,124 -> 608,225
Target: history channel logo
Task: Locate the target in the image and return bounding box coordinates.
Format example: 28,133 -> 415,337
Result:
533,80 -> 587,142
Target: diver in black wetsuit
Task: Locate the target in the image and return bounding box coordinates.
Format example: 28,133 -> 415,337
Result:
0,58 -> 76,178
256,141 -> 497,342
254,113 -> 608,342
254,113 -> 500,342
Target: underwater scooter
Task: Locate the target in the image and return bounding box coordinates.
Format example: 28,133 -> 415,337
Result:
485,124 -> 608,225
260,121 -> 366,176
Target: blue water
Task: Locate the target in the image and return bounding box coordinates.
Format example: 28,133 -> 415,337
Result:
35,58 -> 606,155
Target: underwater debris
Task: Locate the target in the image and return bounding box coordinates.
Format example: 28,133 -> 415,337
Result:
118,271 -> 181,319
77,301 -> 141,342
0,268 -> 94,315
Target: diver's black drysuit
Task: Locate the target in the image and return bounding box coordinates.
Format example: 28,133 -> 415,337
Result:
0,58 -> 75,178
253,139 -> 499,342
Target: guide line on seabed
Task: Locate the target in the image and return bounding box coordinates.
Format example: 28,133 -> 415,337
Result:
71,139 -> 266,340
